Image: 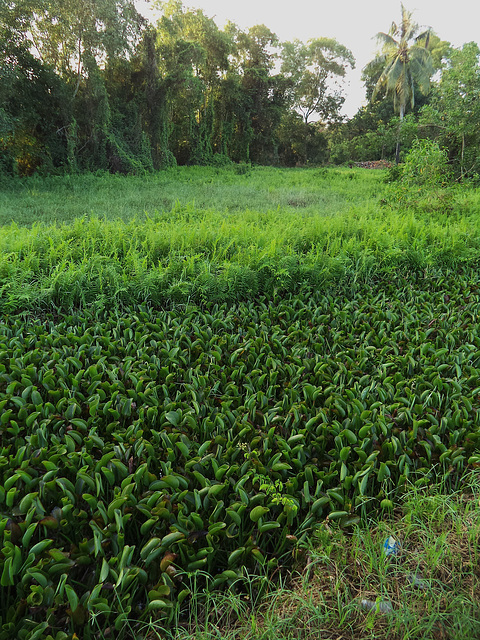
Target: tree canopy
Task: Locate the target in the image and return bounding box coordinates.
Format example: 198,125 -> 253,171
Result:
1,1 -> 479,175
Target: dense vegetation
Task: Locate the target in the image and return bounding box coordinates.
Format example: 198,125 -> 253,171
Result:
3,269 -> 480,639
2,2 -> 480,639
0,163 -> 478,315
1,1 -> 480,175
1,163 -> 480,638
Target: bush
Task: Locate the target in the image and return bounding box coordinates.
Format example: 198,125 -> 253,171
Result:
386,139 -> 455,212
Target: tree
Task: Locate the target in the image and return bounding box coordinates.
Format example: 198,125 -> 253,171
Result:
368,3 -> 434,163
277,112 -> 328,165
420,42 -> 480,178
281,38 -> 355,124
0,0 -> 148,174
230,23 -> 288,163
0,27 -> 71,175
154,0 -> 232,164
5,0 -> 145,84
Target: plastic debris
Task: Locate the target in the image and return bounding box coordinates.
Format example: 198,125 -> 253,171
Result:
383,535 -> 401,557
360,599 -> 393,614
407,573 -> 428,589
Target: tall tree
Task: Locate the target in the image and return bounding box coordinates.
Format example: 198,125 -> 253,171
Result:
0,21 -> 70,174
368,3 -> 434,163
6,0 -> 145,83
230,23 -> 288,163
0,0 -> 148,173
281,38 -> 355,124
154,0 -> 231,164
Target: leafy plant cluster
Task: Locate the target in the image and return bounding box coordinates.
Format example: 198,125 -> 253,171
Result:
384,139 -> 455,212
2,275 -> 480,638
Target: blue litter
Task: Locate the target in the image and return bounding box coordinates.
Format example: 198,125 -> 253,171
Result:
360,599 -> 393,614
383,536 -> 400,557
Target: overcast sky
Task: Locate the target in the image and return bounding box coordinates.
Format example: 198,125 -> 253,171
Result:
135,0 -> 480,117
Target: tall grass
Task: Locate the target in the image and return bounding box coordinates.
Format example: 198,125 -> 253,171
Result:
1,166 -> 480,313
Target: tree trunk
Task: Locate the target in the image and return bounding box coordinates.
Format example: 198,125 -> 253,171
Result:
395,103 -> 405,165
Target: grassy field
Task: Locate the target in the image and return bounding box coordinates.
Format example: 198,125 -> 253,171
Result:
0,166 -> 380,226
1,166 -> 480,314
1,166 -> 480,640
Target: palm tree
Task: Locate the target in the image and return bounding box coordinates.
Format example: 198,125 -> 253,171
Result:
369,4 -> 434,163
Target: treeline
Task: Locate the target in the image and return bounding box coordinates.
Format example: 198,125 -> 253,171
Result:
334,40 -> 480,179
1,0 -> 480,177
0,0 -> 355,175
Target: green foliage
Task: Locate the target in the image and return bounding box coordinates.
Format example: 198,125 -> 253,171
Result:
1,165 -> 480,313
328,110 -> 423,165
1,165 -> 480,637
277,113 -> 328,166
161,477 -> 480,640
2,165 -> 480,314
281,37 -> 355,124
420,42 -> 480,179
1,274 -> 480,637
400,138 -> 450,187
386,138 -> 454,211
1,1 -> 479,174
370,5 -> 434,115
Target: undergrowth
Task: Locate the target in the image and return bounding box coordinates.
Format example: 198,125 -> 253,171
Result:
171,473 -> 480,640
2,165 -> 480,639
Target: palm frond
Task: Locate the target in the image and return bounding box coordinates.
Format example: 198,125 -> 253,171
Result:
389,21 -> 398,37
375,32 -> 398,48
365,52 -> 388,69
415,29 -> 432,46
409,51 -> 434,94
386,56 -> 405,92
410,45 -> 434,68
400,4 -> 415,39
372,54 -> 397,99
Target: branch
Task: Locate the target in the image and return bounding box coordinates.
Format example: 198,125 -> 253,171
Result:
72,34 -> 83,99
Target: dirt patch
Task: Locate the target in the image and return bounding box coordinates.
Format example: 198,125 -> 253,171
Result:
352,160 -> 392,169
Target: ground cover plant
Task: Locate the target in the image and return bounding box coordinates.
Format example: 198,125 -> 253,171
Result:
165,476 -> 480,640
2,272 -> 480,639
1,166 -> 480,639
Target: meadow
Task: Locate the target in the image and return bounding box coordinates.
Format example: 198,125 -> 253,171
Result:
1,166 -> 480,640
1,166 -> 480,315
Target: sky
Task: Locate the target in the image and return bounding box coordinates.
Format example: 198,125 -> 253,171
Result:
134,0 -> 480,117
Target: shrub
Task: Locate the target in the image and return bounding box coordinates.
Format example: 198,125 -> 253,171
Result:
387,139 -> 455,213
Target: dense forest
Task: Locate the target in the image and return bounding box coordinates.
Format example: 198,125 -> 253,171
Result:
1,0 -> 479,176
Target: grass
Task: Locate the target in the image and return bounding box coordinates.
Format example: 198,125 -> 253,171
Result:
0,166 -> 381,226
2,166 -> 480,314
140,474 -> 480,640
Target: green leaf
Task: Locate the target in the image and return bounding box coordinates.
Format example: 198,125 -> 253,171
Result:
250,506 -> 269,522
165,411 -> 180,426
